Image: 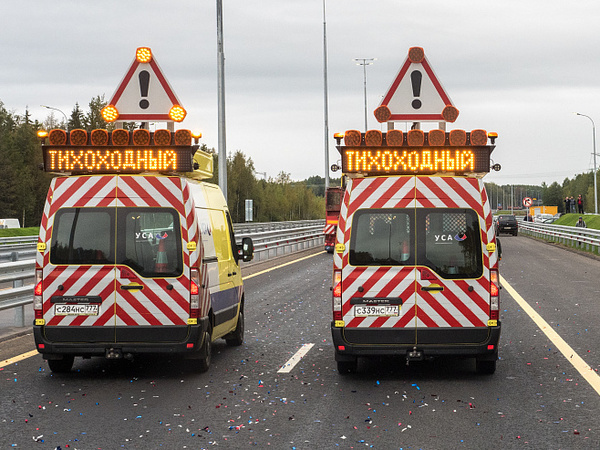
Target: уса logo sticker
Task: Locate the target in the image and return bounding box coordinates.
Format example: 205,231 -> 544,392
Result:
454,233 -> 467,241
156,232 -> 168,240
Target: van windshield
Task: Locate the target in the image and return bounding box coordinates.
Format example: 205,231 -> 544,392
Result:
349,208 -> 483,278
51,207 -> 183,277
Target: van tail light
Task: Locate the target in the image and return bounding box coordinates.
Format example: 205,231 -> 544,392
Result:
332,270 -> 342,321
190,268 -> 200,319
34,269 -> 43,320
489,269 -> 499,321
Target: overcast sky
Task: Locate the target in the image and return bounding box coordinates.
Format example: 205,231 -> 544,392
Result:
3,0 -> 600,186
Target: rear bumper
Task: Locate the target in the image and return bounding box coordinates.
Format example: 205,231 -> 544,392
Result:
331,322 -> 501,361
33,318 -> 209,358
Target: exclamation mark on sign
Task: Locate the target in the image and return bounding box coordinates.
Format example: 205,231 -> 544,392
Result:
411,70 -> 422,109
139,70 -> 150,109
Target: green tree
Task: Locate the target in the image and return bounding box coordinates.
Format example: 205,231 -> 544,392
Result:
68,103 -> 86,130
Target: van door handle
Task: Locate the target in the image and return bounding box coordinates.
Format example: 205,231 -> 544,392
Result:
421,284 -> 443,292
228,272 -> 237,277
121,284 -> 144,290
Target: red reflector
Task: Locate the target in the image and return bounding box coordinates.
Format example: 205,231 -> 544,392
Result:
35,310 -> 43,319
38,344 -> 45,349
190,281 -> 199,295
490,283 -> 499,297
186,343 -> 194,349
190,309 -> 200,319
490,311 -> 499,320
34,281 -> 43,296
333,284 -> 342,297
337,345 -> 346,351
333,311 -> 342,321
487,345 -> 495,350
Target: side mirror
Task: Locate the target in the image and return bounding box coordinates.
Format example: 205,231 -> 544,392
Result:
238,237 -> 254,262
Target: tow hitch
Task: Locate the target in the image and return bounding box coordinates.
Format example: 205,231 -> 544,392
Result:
106,348 -> 133,360
406,347 -> 423,365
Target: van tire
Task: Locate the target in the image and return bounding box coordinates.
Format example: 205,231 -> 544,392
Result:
225,310 -> 244,347
197,329 -> 212,373
337,359 -> 357,374
48,356 -> 74,373
476,358 -> 496,375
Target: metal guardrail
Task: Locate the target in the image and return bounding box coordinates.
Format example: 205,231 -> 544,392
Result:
518,222 -> 600,254
0,220 -> 325,327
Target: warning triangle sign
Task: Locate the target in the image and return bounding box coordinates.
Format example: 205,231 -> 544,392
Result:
107,48 -> 184,122
374,47 -> 459,123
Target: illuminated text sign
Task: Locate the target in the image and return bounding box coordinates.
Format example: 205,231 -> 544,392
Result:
43,146 -> 195,174
341,146 -> 491,175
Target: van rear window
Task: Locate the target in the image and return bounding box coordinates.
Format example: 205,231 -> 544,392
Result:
349,208 -> 483,278
51,207 -> 183,277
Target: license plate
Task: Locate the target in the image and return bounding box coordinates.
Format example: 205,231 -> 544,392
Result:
354,305 -> 399,317
54,304 -> 99,316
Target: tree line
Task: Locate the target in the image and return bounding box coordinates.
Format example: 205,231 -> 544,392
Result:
0,97 -> 326,226
2,96 -> 598,228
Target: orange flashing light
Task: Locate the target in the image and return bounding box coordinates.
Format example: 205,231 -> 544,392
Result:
133,129 -> 151,146
101,105 -> 119,123
169,105 -> 187,122
70,129 -> 88,146
112,129 -> 129,146
91,129 -> 109,146
37,130 -> 49,139
136,47 -> 153,63
175,129 -> 192,146
154,129 -> 172,146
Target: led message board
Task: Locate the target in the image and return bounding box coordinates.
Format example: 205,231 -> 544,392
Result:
340,146 -> 492,176
42,146 -> 195,174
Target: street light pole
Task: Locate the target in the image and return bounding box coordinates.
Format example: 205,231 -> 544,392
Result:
322,0 -> 330,191
575,112 -> 598,214
216,0 -> 228,201
41,105 -> 68,130
354,58 -> 375,132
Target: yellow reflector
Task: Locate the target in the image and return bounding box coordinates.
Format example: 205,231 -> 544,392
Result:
91,129 -> 109,146
101,105 -> 119,123
132,129 -> 151,146
136,47 -> 152,63
49,129 -> 67,145
70,129 -> 88,146
175,129 -> 192,146
111,129 -> 130,146
169,105 -> 187,122
154,129 -> 172,146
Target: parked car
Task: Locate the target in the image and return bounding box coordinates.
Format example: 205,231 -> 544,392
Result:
534,213 -> 555,224
495,215 -> 518,236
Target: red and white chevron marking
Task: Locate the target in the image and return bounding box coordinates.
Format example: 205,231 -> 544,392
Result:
323,224 -> 336,235
334,175 -> 496,330
39,175 -> 206,328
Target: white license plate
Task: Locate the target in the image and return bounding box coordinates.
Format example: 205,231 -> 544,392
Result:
354,305 -> 399,317
54,304 -> 99,316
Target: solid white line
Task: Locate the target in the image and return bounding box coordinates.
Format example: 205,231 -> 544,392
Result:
501,275 -> 600,396
242,252 -> 326,280
277,343 -> 315,373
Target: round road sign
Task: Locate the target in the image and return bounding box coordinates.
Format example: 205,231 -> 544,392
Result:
523,197 -> 532,207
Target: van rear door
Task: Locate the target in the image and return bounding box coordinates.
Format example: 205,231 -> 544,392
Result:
414,177 -> 491,344
342,176 -> 418,345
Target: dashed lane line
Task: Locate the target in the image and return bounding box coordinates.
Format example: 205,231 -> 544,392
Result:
501,275 -> 600,396
278,343 -> 315,373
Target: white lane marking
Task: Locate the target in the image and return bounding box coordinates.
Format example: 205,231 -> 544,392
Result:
278,343 -> 315,373
501,275 -> 600,396
242,252 -> 325,280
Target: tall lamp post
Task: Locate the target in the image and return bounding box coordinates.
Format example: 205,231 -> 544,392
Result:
216,0 -> 227,201
354,58 -> 375,132
575,112 -> 598,214
322,0 -> 330,191
41,105 -> 68,130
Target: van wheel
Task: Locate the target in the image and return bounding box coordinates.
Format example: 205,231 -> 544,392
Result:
197,329 -> 212,373
337,359 -> 357,374
476,358 -> 496,375
47,356 -> 74,373
225,310 -> 244,347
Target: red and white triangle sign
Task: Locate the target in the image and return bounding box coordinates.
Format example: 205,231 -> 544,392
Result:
374,47 -> 459,123
108,48 -> 183,121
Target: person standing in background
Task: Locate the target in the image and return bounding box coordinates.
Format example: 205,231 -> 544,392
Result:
577,194 -> 584,214
564,196 -> 570,214
570,196 -> 576,213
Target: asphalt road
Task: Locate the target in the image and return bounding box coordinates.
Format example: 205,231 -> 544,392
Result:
1,238 -> 600,449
